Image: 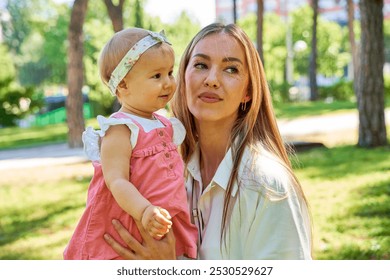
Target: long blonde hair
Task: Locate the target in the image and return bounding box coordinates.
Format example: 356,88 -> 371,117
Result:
171,23 -> 309,241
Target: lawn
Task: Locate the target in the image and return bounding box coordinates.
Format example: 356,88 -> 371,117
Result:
0,100 -> 389,259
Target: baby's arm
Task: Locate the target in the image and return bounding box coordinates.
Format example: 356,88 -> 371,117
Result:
101,124 -> 172,239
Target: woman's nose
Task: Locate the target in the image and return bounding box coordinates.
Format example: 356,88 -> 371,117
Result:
204,69 -> 220,89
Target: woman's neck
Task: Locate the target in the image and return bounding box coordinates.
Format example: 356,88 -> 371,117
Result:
197,121 -> 233,188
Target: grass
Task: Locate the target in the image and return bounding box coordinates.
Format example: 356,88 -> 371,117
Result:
294,145 -> 390,260
0,119 -> 98,150
274,100 -> 358,119
0,100 -> 389,259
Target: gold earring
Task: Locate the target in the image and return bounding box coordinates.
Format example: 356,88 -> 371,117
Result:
241,101 -> 247,111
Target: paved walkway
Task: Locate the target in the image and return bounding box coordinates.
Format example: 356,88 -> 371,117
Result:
0,109 -> 389,170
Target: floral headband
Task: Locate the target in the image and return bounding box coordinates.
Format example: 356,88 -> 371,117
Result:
108,30 -> 171,96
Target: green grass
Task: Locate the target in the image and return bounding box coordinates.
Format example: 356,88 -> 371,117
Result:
0,164 -> 91,260
273,100 -> 358,119
0,119 -> 98,150
294,145 -> 390,259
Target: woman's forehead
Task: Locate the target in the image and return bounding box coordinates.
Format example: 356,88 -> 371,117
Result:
192,33 -> 246,62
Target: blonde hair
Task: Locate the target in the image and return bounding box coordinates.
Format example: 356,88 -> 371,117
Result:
171,23 -> 310,243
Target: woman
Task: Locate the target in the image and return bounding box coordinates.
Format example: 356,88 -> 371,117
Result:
104,23 -> 312,260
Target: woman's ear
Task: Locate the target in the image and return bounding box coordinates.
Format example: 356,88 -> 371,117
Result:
243,94 -> 251,103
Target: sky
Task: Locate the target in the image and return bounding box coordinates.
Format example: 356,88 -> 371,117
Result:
144,0 -> 216,27
1,0 -> 216,27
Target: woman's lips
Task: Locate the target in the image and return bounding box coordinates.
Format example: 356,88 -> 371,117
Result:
198,92 -> 222,103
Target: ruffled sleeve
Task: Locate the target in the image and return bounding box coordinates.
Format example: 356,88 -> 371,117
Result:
81,115 -> 140,161
170,117 -> 186,146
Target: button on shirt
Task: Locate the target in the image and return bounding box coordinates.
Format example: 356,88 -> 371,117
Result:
186,144 -> 312,260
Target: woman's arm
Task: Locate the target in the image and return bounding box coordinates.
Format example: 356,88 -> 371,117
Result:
104,219 -> 177,260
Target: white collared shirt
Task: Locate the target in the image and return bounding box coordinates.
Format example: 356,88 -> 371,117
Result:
186,144 -> 312,260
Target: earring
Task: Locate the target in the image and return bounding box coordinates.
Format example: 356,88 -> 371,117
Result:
241,101 -> 247,111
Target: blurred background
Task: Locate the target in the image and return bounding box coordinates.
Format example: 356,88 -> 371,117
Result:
0,0 -> 389,260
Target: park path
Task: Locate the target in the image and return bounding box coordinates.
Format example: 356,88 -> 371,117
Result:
0,109 -> 389,170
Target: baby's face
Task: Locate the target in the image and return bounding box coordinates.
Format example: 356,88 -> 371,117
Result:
119,43 -> 176,119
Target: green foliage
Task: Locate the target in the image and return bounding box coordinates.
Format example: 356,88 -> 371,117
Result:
2,0 -> 31,55
0,78 -> 44,127
318,78 -> 355,101
0,44 -> 44,127
0,44 -> 15,81
162,11 -> 201,69
133,0 -> 144,28
291,5 -> 350,78
385,75 -> 390,100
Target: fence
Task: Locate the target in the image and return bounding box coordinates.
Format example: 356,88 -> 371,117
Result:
34,103 -> 92,126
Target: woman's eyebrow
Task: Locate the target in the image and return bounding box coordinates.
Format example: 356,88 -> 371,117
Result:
192,53 -> 210,60
222,57 -> 243,64
192,53 -> 243,65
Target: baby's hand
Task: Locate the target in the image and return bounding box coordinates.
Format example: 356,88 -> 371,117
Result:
141,205 -> 172,240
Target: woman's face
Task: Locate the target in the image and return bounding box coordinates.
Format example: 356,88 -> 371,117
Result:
184,33 -> 250,125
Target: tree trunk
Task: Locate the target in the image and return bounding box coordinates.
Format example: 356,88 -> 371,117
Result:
233,0 -> 237,23
67,0 -> 88,148
357,0 -> 387,147
256,0 -> 264,64
103,0 -> 125,32
309,0 -> 318,101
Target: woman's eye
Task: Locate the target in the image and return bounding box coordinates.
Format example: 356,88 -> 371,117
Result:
194,63 -> 207,69
226,67 -> 238,74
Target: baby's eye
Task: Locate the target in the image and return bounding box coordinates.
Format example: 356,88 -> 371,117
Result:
152,73 -> 161,79
168,70 -> 174,76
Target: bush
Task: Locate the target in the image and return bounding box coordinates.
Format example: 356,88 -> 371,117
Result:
318,79 -> 355,101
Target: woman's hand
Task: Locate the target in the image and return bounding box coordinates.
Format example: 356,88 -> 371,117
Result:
104,219 -> 176,260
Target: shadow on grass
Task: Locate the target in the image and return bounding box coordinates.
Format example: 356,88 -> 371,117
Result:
294,145 -> 390,180
320,179 -> 390,260
0,200 -> 85,248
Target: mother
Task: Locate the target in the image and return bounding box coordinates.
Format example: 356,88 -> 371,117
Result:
104,22 -> 312,260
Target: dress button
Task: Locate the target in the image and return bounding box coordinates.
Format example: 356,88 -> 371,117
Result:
159,131 -> 164,136
162,142 -> 167,147
169,163 -> 174,169
165,152 -> 170,158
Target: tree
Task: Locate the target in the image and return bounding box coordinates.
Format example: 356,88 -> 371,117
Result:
67,0 -> 88,148
103,0 -> 125,32
357,0 -> 387,147
309,0 -> 319,101
256,0 -> 264,63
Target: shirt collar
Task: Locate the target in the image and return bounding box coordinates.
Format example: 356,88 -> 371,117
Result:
187,144 -> 244,197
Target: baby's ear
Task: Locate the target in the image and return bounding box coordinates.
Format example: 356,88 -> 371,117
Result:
117,79 -> 127,90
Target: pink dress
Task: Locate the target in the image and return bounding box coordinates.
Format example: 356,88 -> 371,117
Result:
63,112 -> 198,259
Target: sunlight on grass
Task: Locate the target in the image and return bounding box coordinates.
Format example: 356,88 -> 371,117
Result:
0,163 -> 92,260
295,145 -> 390,259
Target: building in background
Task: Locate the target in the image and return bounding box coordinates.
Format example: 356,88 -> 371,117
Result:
215,0 -> 390,25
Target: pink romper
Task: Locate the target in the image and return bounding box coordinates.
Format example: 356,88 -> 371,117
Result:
63,112 -> 198,259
